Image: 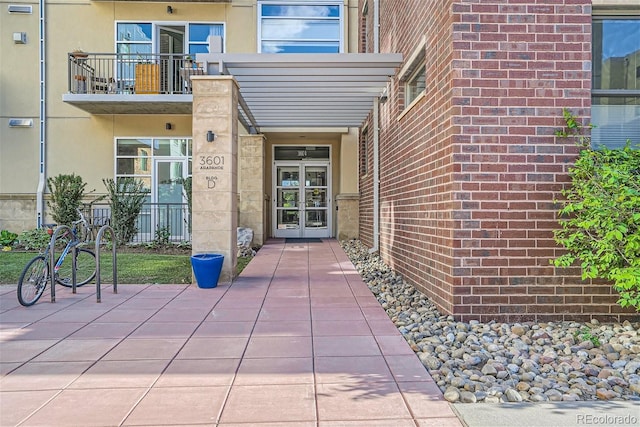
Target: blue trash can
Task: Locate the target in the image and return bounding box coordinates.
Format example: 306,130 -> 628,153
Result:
190,253 -> 224,288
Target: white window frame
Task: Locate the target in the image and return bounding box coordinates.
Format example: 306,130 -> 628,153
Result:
114,137 -> 193,187
115,21 -> 226,55
591,14 -> 640,149
397,36 -> 427,115
257,0 -> 344,53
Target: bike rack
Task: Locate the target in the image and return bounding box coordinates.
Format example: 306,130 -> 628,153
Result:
95,224 -> 117,303
47,225 -> 76,303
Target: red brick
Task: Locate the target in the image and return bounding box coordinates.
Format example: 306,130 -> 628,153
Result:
362,0 -> 608,322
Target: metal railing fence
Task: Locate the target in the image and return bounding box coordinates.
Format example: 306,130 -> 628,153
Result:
83,202 -> 191,244
68,52 -> 205,95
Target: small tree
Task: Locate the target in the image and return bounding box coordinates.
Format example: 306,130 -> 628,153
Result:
103,177 -> 147,245
47,174 -> 86,226
553,109 -> 640,311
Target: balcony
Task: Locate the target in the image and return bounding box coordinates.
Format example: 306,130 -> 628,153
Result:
63,53 -> 206,114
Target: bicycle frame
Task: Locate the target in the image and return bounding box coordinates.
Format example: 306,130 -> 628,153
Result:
45,211 -> 91,301
52,237 -> 80,275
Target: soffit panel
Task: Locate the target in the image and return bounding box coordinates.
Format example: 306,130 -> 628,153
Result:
200,53 -> 403,129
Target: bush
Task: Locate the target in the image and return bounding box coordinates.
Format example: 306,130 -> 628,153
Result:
47,174 -> 86,226
18,228 -> 51,251
553,109 -> 640,311
1,230 -> 18,250
103,177 -> 148,245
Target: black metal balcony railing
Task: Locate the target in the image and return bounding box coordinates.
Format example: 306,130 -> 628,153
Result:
86,202 -> 191,244
68,53 -> 206,95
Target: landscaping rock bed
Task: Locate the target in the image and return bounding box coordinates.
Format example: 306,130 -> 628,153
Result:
340,239 -> 640,403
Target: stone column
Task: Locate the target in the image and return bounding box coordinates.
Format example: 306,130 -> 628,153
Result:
238,134 -> 266,246
336,129 -> 360,240
191,76 -> 238,284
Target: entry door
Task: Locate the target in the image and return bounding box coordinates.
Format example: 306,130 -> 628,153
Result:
274,163 -> 331,238
153,159 -> 189,241
158,26 -> 185,93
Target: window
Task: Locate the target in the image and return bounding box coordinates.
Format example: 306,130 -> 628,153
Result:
258,1 -> 343,53
116,22 -> 224,92
592,17 -> 640,148
405,65 -> 426,107
188,24 -> 224,54
115,138 -> 192,190
117,23 -> 153,56
117,23 -> 223,54
398,36 -> 427,109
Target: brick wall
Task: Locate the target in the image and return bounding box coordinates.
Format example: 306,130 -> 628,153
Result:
361,0 -> 638,322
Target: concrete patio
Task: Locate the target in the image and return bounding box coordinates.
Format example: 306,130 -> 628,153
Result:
0,239 -> 461,426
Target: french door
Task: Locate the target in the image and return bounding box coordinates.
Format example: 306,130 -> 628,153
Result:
152,159 -> 189,241
274,162 -> 331,238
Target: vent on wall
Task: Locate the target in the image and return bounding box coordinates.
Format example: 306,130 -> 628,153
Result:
8,4 -> 32,13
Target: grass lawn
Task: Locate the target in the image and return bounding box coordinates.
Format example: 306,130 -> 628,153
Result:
0,251 -> 254,285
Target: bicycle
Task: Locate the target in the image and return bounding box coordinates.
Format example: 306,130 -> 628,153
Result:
17,209 -> 97,306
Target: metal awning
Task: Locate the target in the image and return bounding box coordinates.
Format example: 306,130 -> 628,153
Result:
197,53 -> 403,130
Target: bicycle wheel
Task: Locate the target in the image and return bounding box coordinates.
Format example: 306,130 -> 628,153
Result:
56,248 -> 96,287
17,256 -> 49,306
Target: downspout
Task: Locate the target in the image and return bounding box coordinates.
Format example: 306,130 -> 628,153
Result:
36,0 -> 46,227
369,0 -> 380,253
370,99 -> 379,253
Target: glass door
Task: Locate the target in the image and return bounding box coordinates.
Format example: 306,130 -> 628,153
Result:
158,26 -> 185,94
153,159 -> 189,241
274,165 -> 301,238
302,164 -> 329,238
273,163 -> 330,238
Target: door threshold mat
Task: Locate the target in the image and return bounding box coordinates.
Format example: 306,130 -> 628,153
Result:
285,238 -> 322,243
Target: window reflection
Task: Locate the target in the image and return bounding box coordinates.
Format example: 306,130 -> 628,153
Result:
259,2 -> 342,53
591,18 -> 640,148
593,19 -> 640,91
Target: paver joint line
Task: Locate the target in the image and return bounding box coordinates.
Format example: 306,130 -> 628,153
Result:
0,239 -> 458,427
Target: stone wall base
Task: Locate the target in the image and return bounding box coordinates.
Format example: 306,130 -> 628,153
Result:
336,193 -> 359,241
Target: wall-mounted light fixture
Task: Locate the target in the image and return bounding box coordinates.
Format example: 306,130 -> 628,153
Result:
9,118 -> 33,128
13,32 -> 27,44
8,4 -> 32,13
379,86 -> 388,104
206,130 -> 216,142
165,122 -> 172,130
166,5 -> 173,14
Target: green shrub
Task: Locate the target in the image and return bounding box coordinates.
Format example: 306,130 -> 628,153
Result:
0,230 -> 18,248
553,109 -> 640,311
47,174 -> 86,226
103,177 -> 148,245
18,228 -> 51,251
574,327 -> 601,347
148,225 -> 171,248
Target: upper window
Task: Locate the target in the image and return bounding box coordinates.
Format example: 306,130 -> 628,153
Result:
405,65 -> 426,108
258,1 -> 343,53
591,17 -> 640,149
188,24 -> 224,54
398,37 -> 427,110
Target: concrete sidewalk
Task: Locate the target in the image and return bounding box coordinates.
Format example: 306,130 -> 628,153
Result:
453,400 -> 640,427
0,239 -> 461,426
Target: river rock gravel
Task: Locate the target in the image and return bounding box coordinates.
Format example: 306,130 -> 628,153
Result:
340,239 -> 640,403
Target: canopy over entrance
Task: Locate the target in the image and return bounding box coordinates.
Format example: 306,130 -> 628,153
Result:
197,53 -> 403,131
